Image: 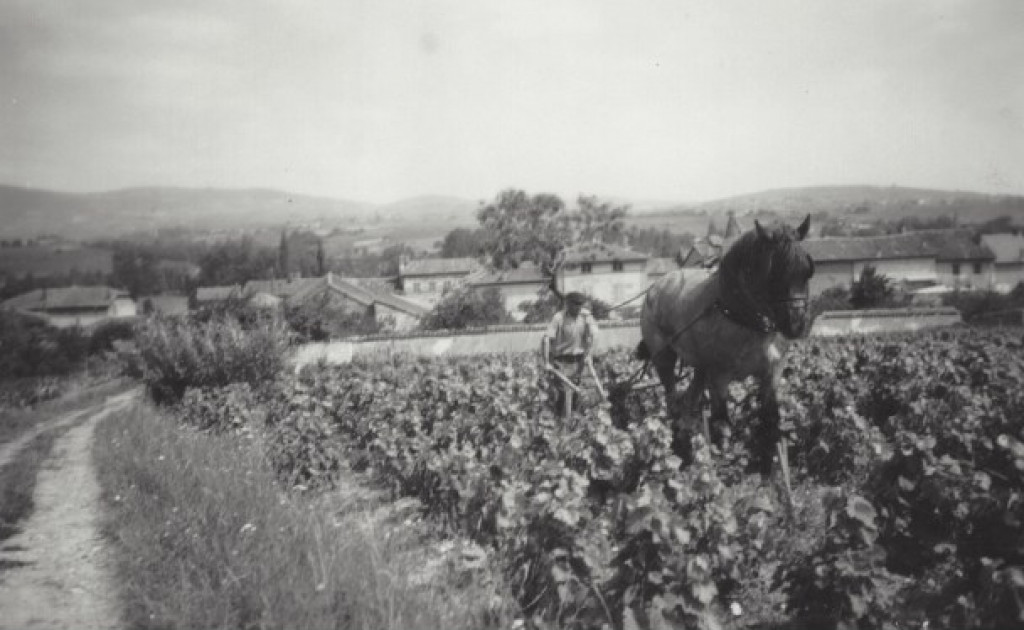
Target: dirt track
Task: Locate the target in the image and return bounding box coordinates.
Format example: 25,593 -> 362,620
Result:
0,390 -> 137,630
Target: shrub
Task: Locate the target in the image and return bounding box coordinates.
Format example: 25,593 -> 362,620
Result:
178,383 -> 258,433
89,318 -> 137,354
420,286 -> 512,330
135,314 -> 290,404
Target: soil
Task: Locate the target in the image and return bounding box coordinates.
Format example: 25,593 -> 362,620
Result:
0,389 -> 138,629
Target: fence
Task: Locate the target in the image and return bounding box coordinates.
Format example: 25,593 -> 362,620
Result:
809,307 -> 962,337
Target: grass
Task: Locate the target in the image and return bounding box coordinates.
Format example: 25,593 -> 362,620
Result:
0,376 -> 132,447
0,419 -> 80,547
94,402 -> 513,630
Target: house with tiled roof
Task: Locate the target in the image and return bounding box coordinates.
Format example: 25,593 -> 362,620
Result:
195,285 -> 242,304
246,273 -> 427,332
397,256 -> 482,307
980,233 -> 1024,293
466,262 -> 549,318
802,229 -> 995,295
1,285 -> 136,328
557,242 -> 649,306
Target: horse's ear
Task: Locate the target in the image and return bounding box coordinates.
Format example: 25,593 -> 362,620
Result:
796,214 -> 811,240
754,220 -> 767,240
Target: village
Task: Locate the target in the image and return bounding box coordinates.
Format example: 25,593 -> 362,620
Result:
3,211 -> 1024,336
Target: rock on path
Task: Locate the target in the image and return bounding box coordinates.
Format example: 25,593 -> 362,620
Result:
0,391 -> 137,630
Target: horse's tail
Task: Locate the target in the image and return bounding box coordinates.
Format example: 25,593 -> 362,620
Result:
635,340 -> 650,361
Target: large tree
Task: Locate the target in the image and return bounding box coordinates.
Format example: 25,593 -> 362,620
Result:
475,189 -> 630,272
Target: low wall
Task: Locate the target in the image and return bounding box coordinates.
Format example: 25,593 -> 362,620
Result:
292,320 -> 643,370
810,307 -> 962,337
293,307 -> 966,368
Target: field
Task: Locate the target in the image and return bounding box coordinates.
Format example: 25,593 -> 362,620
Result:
0,245 -> 113,279
168,324 -> 1024,629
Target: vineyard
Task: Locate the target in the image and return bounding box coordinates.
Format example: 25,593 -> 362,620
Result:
177,326 -> 1024,630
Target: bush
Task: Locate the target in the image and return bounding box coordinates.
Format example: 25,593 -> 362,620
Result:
0,311 -> 90,378
420,286 -> 512,330
89,319 -> 137,354
178,383 -> 258,433
135,314 -> 291,404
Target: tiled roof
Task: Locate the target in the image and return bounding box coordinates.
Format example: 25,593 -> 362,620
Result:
981,234 -> 1024,263
373,292 -> 430,316
561,242 -> 648,264
195,285 -> 242,302
400,257 -> 480,277
244,277 -> 321,299
2,286 -> 129,311
802,230 -> 994,263
468,262 -> 548,285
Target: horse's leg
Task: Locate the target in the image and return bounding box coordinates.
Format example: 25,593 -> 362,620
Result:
652,348 -> 679,400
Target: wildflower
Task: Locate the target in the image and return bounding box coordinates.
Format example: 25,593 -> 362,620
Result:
240,523 -> 257,534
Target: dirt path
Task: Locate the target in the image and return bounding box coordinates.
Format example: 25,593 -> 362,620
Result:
0,389 -> 138,630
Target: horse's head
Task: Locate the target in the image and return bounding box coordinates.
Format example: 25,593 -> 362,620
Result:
720,215 -> 815,338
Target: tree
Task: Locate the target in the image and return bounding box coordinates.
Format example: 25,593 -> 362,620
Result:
278,229 -> 290,278
476,189 -> 570,271
316,239 -> 326,276
440,227 -> 488,258
849,266 -> 893,309
475,189 -> 631,272
419,287 -> 511,330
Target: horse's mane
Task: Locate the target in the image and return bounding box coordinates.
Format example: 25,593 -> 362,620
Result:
717,224 -> 814,330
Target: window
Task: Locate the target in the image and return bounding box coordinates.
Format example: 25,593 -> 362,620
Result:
973,262 -> 983,274
413,281 -> 422,292
429,280 -> 436,292
581,263 -> 592,274
612,261 -> 624,272
951,263 -> 960,276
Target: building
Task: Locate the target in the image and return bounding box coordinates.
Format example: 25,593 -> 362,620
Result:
802,230 -> 996,296
466,263 -> 549,320
397,257 -> 481,307
247,273 -> 427,332
1,286 -> 137,328
980,233 -> 1024,293
195,285 -> 242,305
556,242 -> 649,306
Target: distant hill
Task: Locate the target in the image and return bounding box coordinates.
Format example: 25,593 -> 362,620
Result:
0,185 -> 480,240
658,185 -> 1024,222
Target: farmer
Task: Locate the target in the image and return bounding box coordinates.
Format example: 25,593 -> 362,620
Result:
541,291 -> 599,416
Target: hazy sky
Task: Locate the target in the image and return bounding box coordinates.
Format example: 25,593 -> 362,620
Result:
2,0 -> 1022,204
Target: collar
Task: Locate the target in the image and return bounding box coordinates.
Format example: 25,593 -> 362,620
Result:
714,299 -> 777,334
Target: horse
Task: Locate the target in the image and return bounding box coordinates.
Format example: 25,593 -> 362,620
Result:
637,215 -> 814,501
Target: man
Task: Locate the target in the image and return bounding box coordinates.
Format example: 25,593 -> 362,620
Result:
541,292 -> 599,415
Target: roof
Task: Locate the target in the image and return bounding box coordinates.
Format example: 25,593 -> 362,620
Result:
400,257 -> 480,277
561,242 -> 648,264
196,285 -> 242,302
2,286 -> 129,311
980,233 -> 1024,263
244,277 -> 321,299
284,273 -> 428,317
372,292 -> 430,316
802,230 -> 994,263
467,262 -> 547,286
145,294 -> 189,316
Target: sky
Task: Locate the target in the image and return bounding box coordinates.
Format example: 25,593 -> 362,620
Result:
1,0 -> 1022,204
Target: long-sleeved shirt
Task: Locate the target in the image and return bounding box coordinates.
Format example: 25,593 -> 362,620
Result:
544,309 -> 598,358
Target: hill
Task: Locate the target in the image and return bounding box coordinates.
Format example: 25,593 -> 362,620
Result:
0,186 -> 479,240
662,185 -> 1024,221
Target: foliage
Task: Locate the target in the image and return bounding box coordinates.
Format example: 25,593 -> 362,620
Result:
943,286 -> 1024,322
849,266 -> 893,309
178,382 -> 258,434
88,318 -> 138,354
169,325 -> 1024,629
284,293 -> 381,341
810,286 -> 851,320
0,310 -> 91,378
420,286 -> 513,330
134,314 -> 290,404
197,236 -> 278,287
441,227 -> 489,258
476,189 -> 630,271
